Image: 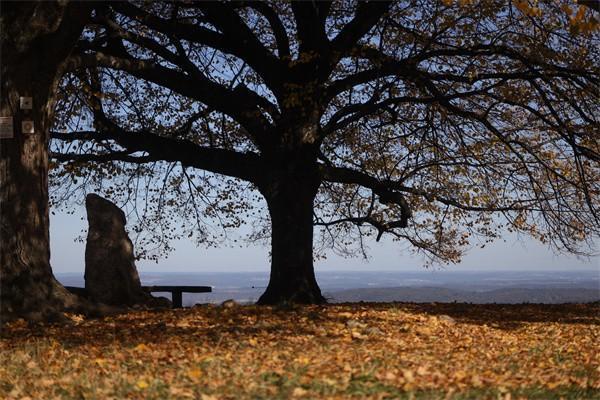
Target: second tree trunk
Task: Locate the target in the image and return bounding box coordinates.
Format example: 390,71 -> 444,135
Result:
258,174 -> 325,305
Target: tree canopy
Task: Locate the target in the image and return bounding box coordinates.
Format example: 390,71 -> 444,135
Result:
49,0 -> 599,303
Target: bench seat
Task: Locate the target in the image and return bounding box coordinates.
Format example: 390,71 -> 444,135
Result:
65,285 -> 212,308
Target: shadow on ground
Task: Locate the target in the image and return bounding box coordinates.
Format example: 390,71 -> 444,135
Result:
1,302 -> 598,349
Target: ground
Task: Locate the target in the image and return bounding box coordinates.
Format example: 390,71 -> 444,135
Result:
1,303 -> 598,399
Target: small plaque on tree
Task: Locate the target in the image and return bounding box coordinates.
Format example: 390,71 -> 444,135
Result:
0,116 -> 14,139
19,96 -> 33,110
21,120 -> 35,135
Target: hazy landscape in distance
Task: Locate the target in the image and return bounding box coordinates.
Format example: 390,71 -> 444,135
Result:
57,270 -> 599,306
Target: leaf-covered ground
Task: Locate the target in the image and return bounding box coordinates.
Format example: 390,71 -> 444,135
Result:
1,303 -> 598,399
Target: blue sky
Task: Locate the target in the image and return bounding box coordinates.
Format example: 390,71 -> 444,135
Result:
50,210 -> 599,274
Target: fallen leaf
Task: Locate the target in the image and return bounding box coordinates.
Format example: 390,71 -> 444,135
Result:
187,368 -> 203,380
136,379 -> 149,389
292,387 -> 308,397
134,343 -> 150,352
403,369 -> 415,383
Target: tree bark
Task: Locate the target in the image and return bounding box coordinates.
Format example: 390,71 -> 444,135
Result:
0,2 -> 92,320
257,154 -> 325,304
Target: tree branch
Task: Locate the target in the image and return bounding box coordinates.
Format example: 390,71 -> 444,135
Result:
291,1 -> 331,56
330,2 -> 392,61
50,151 -> 156,164
110,1 -> 284,96
245,2 -> 290,58
51,124 -> 263,183
67,50 -> 276,149
320,164 -> 527,213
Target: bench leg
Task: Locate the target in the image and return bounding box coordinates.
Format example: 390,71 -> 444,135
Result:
172,291 -> 183,308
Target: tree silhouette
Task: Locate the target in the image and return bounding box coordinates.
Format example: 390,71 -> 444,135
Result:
50,1 -> 599,304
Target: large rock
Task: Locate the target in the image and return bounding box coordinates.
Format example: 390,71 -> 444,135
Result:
84,194 -> 169,307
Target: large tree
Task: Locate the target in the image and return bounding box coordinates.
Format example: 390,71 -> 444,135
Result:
51,1 -> 599,304
0,1 -> 96,319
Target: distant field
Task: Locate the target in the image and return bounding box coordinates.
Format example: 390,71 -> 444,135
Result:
1,303 -> 598,399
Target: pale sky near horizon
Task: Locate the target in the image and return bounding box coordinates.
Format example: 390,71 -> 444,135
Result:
50,209 -> 599,275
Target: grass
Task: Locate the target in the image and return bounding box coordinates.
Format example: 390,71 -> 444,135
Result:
1,302 -> 598,399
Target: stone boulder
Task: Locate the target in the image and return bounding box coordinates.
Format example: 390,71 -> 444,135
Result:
84,194 -> 170,307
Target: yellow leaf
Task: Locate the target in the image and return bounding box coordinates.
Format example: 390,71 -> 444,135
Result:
454,370 -> 467,381
169,387 -> 195,398
40,378 -> 54,387
136,379 -> 149,389
292,387 -> 308,397
416,326 -> 432,336
351,331 -> 367,340
547,381 -> 560,389
295,356 -> 310,365
134,343 -> 149,352
187,368 -> 203,380
65,313 -> 85,323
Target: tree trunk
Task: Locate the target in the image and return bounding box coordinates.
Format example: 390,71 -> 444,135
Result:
257,156 -> 325,305
0,2 -> 92,320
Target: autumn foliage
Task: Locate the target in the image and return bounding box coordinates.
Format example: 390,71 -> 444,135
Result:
1,303 -> 598,399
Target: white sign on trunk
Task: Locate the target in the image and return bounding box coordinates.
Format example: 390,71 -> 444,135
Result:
0,116 -> 14,139
19,97 -> 33,110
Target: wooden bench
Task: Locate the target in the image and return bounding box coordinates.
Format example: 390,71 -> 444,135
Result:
65,285 -> 212,308
146,285 -> 212,308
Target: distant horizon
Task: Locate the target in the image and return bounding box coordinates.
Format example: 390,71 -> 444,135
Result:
55,268 -> 599,275
55,269 -> 599,305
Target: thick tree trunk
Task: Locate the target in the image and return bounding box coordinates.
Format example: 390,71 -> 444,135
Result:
0,71 -> 76,320
0,2 -> 91,320
257,155 -> 325,305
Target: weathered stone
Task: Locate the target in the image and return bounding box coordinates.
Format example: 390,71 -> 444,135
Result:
221,299 -> 238,308
84,194 -> 170,307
